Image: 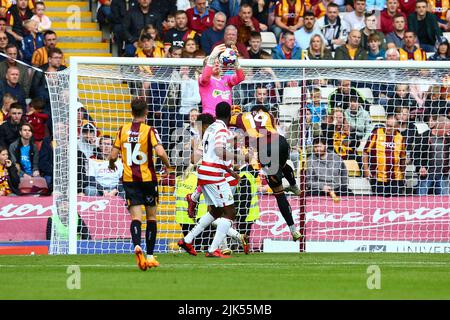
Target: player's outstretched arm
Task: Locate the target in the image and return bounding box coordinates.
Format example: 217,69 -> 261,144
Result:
155,144 -> 172,169
230,54 -> 245,86
199,44 -> 226,86
108,147 -> 119,171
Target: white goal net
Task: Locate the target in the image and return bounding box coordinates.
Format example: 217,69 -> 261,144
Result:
47,58 -> 450,254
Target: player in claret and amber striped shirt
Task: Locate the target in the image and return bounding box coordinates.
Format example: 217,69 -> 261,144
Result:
109,98 -> 172,271
229,105 -> 303,242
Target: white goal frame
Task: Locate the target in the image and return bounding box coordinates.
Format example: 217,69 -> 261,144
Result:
66,57 -> 450,254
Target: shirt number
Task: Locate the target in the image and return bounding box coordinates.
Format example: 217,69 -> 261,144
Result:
245,112 -> 269,128
124,143 -> 148,166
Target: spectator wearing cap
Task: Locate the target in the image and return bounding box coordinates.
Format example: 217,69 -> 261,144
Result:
407,0 -> 442,52
78,122 -> 100,160
186,0 -> 215,36
429,37 -> 450,60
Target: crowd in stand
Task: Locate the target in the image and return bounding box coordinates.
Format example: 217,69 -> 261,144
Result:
0,0 -> 68,196
97,0 -> 449,60
1,0 -> 449,198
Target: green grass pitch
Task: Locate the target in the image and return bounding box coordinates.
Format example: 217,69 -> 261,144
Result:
1,253 -> 450,299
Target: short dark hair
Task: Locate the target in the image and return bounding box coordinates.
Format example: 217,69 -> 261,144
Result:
393,13 -> 405,21
416,0 -> 428,5
251,104 -> 269,112
368,33 -> 381,43
313,137 -> 327,146
303,10 -> 315,18
175,10 -> 187,17
99,135 -> 112,145
30,98 -> 45,111
48,47 -> 63,57
139,33 -> 152,42
20,122 -> 33,132
0,145 -> 8,153
249,31 -> 261,40
131,98 -> 148,117
197,113 -> 214,126
9,102 -> 23,111
282,30 -> 294,38
43,30 -> 57,39
5,43 -> 17,51
349,95 -> 359,103
215,102 -> 231,119
169,45 -> 183,54
327,2 -> 339,9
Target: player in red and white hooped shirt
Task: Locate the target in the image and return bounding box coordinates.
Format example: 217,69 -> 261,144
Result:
178,103 -> 247,258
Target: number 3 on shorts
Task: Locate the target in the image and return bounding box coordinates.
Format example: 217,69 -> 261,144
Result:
124,143 -> 148,166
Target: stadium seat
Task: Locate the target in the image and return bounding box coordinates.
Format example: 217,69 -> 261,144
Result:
319,86 -> 336,100
444,32 -> 450,42
282,87 -> 302,104
260,31 -> 278,52
348,177 -> 372,195
414,121 -> 430,135
369,104 -> 386,122
278,104 -> 298,120
343,160 -> 361,177
357,87 -> 374,103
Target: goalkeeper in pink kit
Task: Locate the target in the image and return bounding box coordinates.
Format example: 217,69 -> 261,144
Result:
198,43 -> 245,117
185,43 -> 246,222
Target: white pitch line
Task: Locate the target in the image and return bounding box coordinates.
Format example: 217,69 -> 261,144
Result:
0,261 -> 449,268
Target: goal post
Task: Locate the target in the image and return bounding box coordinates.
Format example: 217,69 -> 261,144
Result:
48,57 -> 450,255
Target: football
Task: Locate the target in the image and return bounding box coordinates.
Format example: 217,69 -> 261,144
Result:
218,47 -> 237,66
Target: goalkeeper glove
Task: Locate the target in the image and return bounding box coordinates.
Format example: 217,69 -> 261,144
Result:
207,44 -> 225,66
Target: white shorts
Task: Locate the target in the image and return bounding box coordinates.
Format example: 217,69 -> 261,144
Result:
201,182 -> 234,207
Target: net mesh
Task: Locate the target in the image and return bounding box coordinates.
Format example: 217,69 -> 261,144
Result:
47,61 -> 450,254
